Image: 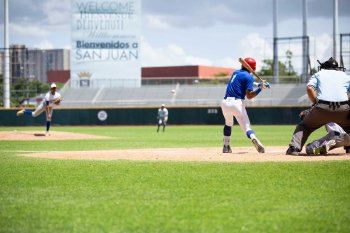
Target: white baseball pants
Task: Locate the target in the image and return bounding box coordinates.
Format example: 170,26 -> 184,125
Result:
32,101 -> 53,121
221,98 -> 252,134
158,117 -> 168,125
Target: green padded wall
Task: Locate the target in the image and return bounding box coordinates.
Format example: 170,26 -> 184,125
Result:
0,106 -> 307,126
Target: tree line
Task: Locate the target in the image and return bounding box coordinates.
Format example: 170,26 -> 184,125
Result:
0,76 -> 49,107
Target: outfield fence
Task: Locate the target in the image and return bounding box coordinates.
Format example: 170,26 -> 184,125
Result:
0,106 -> 308,126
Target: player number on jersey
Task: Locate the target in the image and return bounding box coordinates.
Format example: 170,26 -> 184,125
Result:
230,74 -> 237,83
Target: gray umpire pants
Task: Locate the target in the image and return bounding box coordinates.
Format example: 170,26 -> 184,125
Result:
289,103 -> 350,150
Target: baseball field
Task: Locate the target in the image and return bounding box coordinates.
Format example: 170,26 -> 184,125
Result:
1,125 -> 350,232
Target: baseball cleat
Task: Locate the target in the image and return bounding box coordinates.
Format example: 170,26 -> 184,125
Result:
222,145 -> 232,153
286,146 -> 300,156
313,140 -> 336,155
344,146 -> 350,154
252,139 -> 265,153
45,131 -> 50,136
16,109 -> 25,117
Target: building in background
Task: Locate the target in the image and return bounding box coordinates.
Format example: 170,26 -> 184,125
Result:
27,48 -> 70,83
9,44 -> 27,80
141,65 -> 234,85
1,44 -> 233,86
47,65 -> 235,85
0,44 -> 70,83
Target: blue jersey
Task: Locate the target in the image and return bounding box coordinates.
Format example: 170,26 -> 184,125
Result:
224,69 -> 254,99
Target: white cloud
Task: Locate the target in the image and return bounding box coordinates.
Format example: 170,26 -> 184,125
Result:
33,39 -> 54,49
10,23 -> 50,37
184,56 -> 212,66
64,44 -> 71,50
312,33 -> 332,61
167,44 -> 186,56
43,0 -> 71,25
214,57 -> 236,68
145,15 -> 170,29
237,33 -> 335,73
240,33 -> 273,70
141,38 -> 238,68
141,38 -> 212,66
274,33 -> 333,71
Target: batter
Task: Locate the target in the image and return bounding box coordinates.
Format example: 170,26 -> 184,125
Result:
221,57 -> 271,153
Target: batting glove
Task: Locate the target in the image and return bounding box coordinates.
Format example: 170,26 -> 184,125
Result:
263,80 -> 271,89
253,82 -> 260,89
257,83 -> 265,90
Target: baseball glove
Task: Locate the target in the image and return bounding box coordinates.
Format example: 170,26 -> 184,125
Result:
53,98 -> 62,105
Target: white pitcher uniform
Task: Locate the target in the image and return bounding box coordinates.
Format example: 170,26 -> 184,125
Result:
158,108 -> 168,125
32,91 -> 61,120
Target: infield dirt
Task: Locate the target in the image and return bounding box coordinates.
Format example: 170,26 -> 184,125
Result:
18,147 -> 350,162
0,131 -> 111,140
3,130 -> 349,162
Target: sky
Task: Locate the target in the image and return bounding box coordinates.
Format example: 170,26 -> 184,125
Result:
0,0 -> 349,71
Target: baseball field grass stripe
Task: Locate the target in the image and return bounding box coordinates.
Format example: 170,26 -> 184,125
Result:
0,126 -> 326,151
1,150 -> 53,153
0,153 -> 350,232
1,125 -> 349,232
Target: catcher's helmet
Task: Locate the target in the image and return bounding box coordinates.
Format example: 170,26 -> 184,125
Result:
318,57 -> 339,70
243,57 -> 256,71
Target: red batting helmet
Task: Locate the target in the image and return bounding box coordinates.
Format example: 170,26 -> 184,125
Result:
243,57 -> 256,71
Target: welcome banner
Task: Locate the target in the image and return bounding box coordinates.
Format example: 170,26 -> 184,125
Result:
71,0 -> 141,88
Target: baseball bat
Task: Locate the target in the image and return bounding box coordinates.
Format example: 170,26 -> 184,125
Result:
238,58 -> 264,83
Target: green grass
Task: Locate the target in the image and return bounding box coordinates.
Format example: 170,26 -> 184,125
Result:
0,125 -> 349,233
0,125 -> 326,151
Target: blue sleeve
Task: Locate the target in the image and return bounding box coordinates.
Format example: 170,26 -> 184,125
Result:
307,74 -> 318,88
246,75 -> 254,91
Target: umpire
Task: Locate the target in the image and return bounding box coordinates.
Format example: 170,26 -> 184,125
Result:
286,57 -> 350,155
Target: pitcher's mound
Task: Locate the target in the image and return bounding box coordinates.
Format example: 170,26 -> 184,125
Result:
0,131 -> 111,141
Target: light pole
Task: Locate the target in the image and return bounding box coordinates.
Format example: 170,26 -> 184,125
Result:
302,0 -> 308,82
333,0 -> 339,61
272,0 -> 279,83
3,0 -> 10,108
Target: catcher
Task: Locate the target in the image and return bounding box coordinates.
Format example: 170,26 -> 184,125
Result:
300,109 -> 350,155
16,83 -> 62,136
